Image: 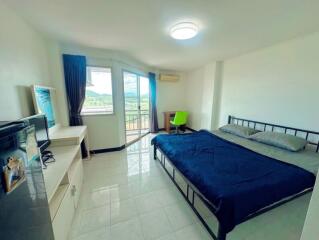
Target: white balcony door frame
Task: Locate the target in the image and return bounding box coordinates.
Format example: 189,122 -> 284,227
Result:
123,70 -> 150,145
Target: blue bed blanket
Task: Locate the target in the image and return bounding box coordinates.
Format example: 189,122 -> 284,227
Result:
151,130 -> 315,233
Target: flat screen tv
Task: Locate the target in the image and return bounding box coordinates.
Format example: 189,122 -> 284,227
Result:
31,85 -> 56,129
22,114 -> 50,153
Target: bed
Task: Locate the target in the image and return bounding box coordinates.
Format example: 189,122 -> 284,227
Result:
151,116 -> 319,240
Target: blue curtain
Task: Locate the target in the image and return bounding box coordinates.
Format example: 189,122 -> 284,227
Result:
149,72 -> 159,133
63,54 -> 88,158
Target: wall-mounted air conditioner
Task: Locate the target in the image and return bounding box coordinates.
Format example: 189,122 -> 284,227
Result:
159,74 -> 180,82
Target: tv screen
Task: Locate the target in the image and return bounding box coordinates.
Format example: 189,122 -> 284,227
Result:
31,85 -> 56,128
22,114 -> 50,152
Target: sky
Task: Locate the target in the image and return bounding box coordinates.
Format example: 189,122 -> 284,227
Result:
87,70 -> 113,95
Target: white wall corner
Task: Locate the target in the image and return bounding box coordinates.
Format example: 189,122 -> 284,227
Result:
211,61 -> 224,130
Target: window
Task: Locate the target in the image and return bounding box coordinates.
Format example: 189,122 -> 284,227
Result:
82,66 -> 114,114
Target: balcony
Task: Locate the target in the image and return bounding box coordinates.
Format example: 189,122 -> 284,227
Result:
125,110 -> 150,143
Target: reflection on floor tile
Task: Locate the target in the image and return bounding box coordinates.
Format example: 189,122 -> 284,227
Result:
110,218 -> 144,240
175,223 -> 211,240
78,188 -> 110,211
72,228 -> 109,240
110,199 -> 138,225
76,205 -> 110,235
139,209 -> 173,240
156,233 -> 177,240
134,190 -> 163,214
69,134 -> 209,240
164,202 -> 197,231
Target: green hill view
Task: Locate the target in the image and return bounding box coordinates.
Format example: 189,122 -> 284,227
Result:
84,90 -> 149,113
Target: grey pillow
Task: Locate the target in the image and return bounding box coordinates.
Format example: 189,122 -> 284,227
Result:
219,124 -> 259,138
249,131 -> 307,152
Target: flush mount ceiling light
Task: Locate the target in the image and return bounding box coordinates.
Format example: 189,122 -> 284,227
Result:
170,22 -> 198,40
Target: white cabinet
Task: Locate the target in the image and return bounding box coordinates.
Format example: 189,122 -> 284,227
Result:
43,127 -> 86,240
52,185 -> 75,240
69,158 -> 83,209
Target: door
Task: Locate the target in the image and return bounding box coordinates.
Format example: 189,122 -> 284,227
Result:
123,71 -> 150,144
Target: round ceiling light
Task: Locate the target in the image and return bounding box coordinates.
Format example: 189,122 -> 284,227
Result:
170,22 -> 198,40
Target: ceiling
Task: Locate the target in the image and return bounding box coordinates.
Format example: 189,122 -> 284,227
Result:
4,0 -> 319,71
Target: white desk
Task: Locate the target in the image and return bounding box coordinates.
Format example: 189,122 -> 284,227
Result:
50,125 -> 90,159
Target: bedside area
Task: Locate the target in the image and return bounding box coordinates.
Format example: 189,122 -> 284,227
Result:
43,125 -> 89,240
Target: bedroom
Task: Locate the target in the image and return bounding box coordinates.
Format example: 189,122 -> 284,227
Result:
0,0 -> 318,240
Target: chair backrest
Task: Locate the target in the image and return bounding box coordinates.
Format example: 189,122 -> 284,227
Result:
173,111 -> 188,125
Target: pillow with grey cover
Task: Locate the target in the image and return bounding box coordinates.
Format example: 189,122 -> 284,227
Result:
219,124 -> 259,138
249,131 -> 307,152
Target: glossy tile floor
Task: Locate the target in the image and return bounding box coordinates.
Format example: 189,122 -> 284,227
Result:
69,134 -> 211,240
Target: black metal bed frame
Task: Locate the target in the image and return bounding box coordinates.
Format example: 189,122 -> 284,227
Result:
153,115 -> 319,240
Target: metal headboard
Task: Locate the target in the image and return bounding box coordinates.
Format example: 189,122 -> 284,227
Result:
228,115 -> 319,152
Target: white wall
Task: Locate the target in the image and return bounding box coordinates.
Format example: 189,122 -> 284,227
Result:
185,66 -> 205,130
185,31 -> 319,132
157,74 -> 187,129
0,2 -> 52,121
46,40 -> 69,127
211,62 -> 223,130
219,32 -> 319,131
185,61 -> 222,130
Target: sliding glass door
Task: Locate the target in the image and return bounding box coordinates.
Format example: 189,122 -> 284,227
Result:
123,71 -> 150,144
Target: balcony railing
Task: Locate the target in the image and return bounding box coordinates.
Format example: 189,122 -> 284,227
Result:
125,110 -> 150,132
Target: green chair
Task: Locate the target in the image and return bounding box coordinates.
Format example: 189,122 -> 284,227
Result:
170,111 -> 188,134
